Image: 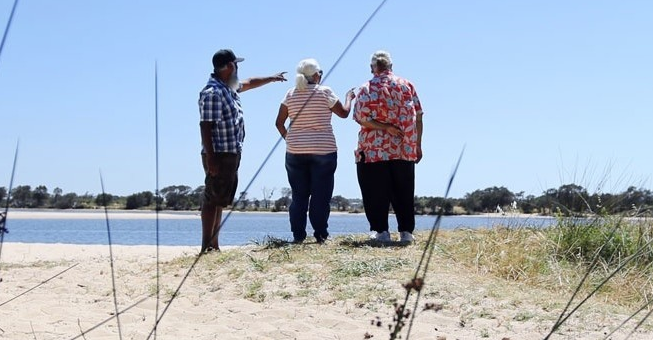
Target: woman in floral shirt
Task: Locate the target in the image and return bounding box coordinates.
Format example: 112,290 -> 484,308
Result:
353,50 -> 424,243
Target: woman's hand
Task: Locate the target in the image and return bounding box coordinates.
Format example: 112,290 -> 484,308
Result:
346,88 -> 356,101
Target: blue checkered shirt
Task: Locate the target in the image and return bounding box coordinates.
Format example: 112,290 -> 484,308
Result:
198,77 -> 244,154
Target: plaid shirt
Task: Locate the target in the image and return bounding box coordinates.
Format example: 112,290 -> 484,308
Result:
198,77 -> 244,153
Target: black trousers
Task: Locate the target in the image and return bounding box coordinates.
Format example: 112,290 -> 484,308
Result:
356,159 -> 415,233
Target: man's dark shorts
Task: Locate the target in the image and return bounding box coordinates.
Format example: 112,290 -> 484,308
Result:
202,152 -> 241,207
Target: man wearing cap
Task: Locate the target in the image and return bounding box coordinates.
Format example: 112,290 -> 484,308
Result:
199,49 -> 286,253
353,50 -> 424,244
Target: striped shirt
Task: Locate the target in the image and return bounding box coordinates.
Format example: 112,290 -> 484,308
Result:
198,77 -> 244,154
282,84 -> 339,155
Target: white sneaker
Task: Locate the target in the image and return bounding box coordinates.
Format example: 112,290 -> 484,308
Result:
400,231 -> 414,243
371,231 -> 391,242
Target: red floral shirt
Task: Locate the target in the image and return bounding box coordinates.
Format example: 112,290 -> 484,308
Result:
353,70 -> 423,163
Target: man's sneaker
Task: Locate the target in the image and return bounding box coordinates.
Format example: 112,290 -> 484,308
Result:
400,231 -> 414,243
371,231 -> 392,242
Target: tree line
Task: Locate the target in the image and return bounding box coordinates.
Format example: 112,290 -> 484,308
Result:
1,184 -> 651,216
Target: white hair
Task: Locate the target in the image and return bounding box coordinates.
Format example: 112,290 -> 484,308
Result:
295,58 -> 321,90
371,50 -> 393,69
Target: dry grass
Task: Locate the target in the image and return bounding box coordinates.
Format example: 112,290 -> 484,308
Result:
437,222 -> 653,309
160,227 -> 653,336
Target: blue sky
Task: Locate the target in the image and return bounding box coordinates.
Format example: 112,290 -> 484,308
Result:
1,0 -> 651,200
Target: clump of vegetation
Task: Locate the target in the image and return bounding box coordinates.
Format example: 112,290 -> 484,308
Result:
437,226 -> 552,284
549,215 -> 653,267
437,214 -> 653,308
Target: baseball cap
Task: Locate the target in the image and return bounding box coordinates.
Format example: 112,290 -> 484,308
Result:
212,49 -> 245,69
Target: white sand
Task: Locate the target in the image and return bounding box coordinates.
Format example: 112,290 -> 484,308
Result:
1,242 -> 651,340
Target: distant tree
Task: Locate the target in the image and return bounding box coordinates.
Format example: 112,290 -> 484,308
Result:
274,196 -> 291,211
420,196 -> 453,215
125,191 -> 154,210
593,192 -> 616,214
153,193 -> 164,209
54,193 -> 78,209
11,185 -> 32,208
556,184 -> 589,215
541,188 -> 559,214
463,186 -> 515,213
422,196 -> 438,214
462,191 -> 481,213
161,185 -> 192,210
95,193 -> 114,206
281,187 -> 292,199
331,195 -> 350,211
32,185 -> 50,207
413,196 -> 427,214
142,191 -> 154,206
519,195 -> 537,214
51,187 -> 63,206
236,191 -> 250,210
74,192 -> 95,209
125,194 -> 142,210
442,200 -> 454,215
0,187 -> 6,204
253,199 -> 260,210
619,186 -> 653,213
261,187 -> 275,209
190,186 -> 204,209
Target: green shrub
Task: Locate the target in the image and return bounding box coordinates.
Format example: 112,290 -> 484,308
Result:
547,216 -> 653,268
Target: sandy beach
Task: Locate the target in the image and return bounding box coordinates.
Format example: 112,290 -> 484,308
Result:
1,210 -> 651,339
1,240 -> 650,340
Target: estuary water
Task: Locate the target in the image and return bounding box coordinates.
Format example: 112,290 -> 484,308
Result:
2,211 -> 556,246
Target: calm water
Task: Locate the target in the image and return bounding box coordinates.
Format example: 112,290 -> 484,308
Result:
2,212 -> 556,246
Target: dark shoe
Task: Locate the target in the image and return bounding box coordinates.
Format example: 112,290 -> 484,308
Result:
316,236 -> 328,244
292,238 -> 305,244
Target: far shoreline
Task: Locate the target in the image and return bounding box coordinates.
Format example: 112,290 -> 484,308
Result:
4,208 -> 547,220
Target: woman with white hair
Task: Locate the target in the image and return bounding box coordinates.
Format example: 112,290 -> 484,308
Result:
275,58 -> 355,244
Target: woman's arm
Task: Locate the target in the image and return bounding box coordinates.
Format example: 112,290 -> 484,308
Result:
275,104 -> 289,139
330,88 -> 356,118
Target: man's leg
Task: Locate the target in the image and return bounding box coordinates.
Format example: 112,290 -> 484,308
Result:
357,160 -> 391,233
201,203 -> 221,252
389,160 -> 415,233
201,153 -> 215,252
211,206 -> 222,249
201,152 -> 240,252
